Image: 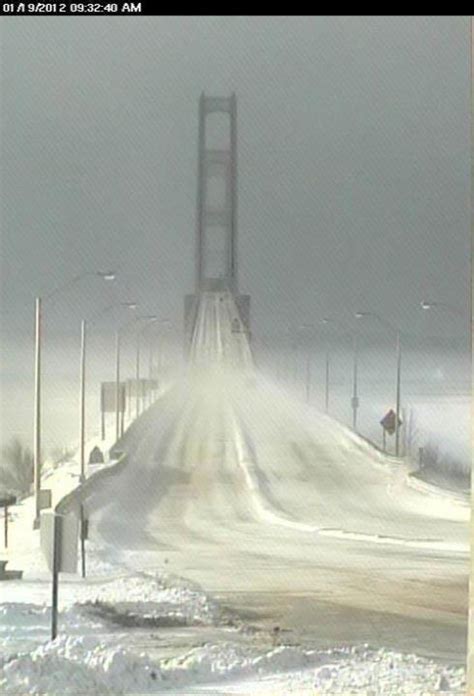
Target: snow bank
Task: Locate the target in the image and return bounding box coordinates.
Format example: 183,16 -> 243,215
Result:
75,572 -> 221,626
1,639 -> 466,695
0,571 -> 221,659
207,646 -> 466,695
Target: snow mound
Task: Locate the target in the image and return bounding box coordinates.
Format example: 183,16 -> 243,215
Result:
77,572 -> 221,626
0,639 -> 333,695
1,639 -> 465,695
229,646 -> 466,695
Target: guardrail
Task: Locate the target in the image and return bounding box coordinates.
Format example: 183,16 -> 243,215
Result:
56,452 -> 128,516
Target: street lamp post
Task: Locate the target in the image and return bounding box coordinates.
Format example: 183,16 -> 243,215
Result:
298,325 -> 315,404
33,270 -> 116,528
151,319 -> 170,400
79,301 -> 137,480
395,329 -> 402,457
148,335 -> 154,406
420,300 -> 465,319
135,329 -> 141,419
135,317 -> 160,418
114,328 -> 122,442
79,320 -> 86,483
355,311 -> 402,457
321,318 -> 359,429
352,333 -> 359,430
114,315 -> 159,439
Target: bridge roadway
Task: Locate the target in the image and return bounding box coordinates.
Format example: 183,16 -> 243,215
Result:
85,292 -> 469,661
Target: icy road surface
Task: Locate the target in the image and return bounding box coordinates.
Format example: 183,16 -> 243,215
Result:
84,292 -> 468,662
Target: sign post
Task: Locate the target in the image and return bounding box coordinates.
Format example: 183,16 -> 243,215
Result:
51,513 -> 61,640
380,409 -> 403,455
79,504 -> 87,579
0,495 -> 16,548
40,511 -> 79,640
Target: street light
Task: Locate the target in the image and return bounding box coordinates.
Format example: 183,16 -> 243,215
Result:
33,270 -> 116,528
148,319 -> 171,397
322,317 -> 359,428
355,311 -> 402,456
78,301 -> 138,483
420,300 -> 465,319
297,324 -> 315,404
135,316 -> 159,419
113,314 -> 159,440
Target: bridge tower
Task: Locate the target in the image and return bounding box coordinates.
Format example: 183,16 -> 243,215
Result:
185,93 -> 250,353
196,93 -> 238,294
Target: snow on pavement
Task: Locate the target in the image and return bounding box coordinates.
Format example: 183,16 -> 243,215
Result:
1,637 -> 466,695
0,309 -> 468,694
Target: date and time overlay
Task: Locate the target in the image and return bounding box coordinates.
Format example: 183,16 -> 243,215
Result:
2,0 -> 144,13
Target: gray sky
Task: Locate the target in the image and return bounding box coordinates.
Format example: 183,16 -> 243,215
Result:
1,16 -> 470,345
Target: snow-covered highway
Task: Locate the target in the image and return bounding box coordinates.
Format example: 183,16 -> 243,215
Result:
82,292 -> 469,662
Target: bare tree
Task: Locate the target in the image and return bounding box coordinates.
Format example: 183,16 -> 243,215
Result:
421,441 -> 470,483
0,437 -> 34,496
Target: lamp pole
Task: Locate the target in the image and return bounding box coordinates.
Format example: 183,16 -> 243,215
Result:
150,319 -> 170,400
115,328 -> 121,441
420,300 -> 465,319
395,329 -> 402,458
321,317 -> 359,429
136,329 -> 141,418
324,347 -> 330,413
79,319 -> 86,483
298,325 -> 315,404
33,270 -> 116,528
148,334 -> 154,405
80,301 -> 137,475
33,297 -> 42,525
135,318 -> 158,417
355,311 -> 402,456
352,333 -> 359,430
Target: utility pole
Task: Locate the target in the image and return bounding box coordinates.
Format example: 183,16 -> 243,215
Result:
148,336 -> 154,407
305,348 -> 311,403
32,271 -> 116,528
324,348 -> 330,414
79,320 -> 86,483
136,330 -> 141,418
355,311 -> 402,455
33,297 -> 42,528
394,329 -> 402,457
115,329 -> 121,442
352,333 -> 359,430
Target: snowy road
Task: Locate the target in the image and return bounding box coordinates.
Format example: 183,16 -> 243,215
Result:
84,292 -> 469,661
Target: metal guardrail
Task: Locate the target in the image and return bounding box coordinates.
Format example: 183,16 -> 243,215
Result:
406,471 -> 470,506
55,452 -> 128,515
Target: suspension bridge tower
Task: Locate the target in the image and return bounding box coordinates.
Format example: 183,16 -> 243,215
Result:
184,93 -> 250,352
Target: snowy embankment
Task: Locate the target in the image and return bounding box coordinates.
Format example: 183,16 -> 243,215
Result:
1,460 -> 467,696
0,402 -> 467,694
1,636 -> 466,695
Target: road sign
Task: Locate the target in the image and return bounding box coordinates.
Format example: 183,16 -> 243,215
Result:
39,488 -> 52,510
1,495 -> 16,549
0,495 -> 16,508
380,409 -> 402,436
101,382 -> 126,413
40,511 -> 78,574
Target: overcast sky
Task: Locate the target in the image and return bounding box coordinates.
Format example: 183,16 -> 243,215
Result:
1,16 -> 470,346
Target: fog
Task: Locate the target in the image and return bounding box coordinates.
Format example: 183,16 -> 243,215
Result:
0,17 -> 470,467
